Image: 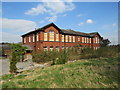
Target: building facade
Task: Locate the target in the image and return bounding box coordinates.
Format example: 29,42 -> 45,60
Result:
21,23 -> 102,52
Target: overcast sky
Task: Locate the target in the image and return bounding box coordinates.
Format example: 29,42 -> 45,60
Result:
1,1 -> 118,45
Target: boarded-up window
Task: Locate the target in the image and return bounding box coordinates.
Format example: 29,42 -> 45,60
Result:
66,35 -> 68,42
62,35 -> 64,42
49,30 -> 54,41
56,34 -> 59,41
73,36 -> 75,42
44,32 -> 47,41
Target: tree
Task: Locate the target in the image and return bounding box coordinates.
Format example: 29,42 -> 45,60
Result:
9,44 -> 27,73
101,39 -> 111,47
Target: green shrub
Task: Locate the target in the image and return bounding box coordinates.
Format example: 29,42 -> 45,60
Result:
80,47 -> 118,59
9,44 -> 27,73
32,50 -> 70,65
32,46 -> 119,64
32,51 -> 51,63
55,50 -> 69,64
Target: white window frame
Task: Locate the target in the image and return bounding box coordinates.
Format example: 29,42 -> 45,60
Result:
78,36 -> 80,41
43,46 -> 48,51
73,36 -> 75,42
24,37 -> 26,43
62,46 -> 64,49
90,38 -> 91,43
50,46 -> 54,51
87,37 -> 89,43
36,33 -> 39,41
96,37 -> 97,43
66,35 -> 68,42
98,38 -> 99,43
33,35 -> 35,42
29,36 -> 31,42
56,34 -> 59,41
62,35 -> 64,42
49,30 -> 54,41
69,36 -> 72,42
85,37 -> 87,43
56,46 -> 59,51
82,37 -> 84,43
44,32 -> 48,41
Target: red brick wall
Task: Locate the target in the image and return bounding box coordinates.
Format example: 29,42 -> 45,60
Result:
22,26 -> 101,52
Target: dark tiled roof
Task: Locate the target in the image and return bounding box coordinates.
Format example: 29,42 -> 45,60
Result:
21,23 -> 62,37
21,23 -> 100,38
61,29 -> 91,37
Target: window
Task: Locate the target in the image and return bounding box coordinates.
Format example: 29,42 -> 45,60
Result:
73,36 -> 75,42
56,34 -> 59,41
87,38 -> 89,43
43,46 -> 48,51
36,33 -> 39,41
50,46 -> 54,51
49,30 -> 54,41
85,37 -> 87,43
90,38 -> 91,43
62,46 -> 64,49
24,37 -> 26,43
93,38 -> 95,43
66,35 -> 68,42
71,36 -> 73,42
82,37 -> 84,43
62,35 -> 64,42
78,36 -> 80,41
56,46 -> 59,51
33,35 -> 35,42
44,32 -> 47,41
69,36 -> 72,42
98,38 -> 99,43
29,36 -> 31,42
66,46 -> 68,49
95,37 -> 97,43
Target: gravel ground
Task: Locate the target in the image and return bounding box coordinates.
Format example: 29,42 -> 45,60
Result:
0,59 -> 47,76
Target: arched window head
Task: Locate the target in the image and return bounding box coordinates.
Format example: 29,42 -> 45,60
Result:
49,30 -> 54,33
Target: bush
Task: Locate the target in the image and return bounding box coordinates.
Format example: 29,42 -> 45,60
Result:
32,50 -> 70,65
80,47 -> 118,59
32,51 -> 51,63
9,44 -> 27,73
55,50 -> 69,64
32,46 -> 119,65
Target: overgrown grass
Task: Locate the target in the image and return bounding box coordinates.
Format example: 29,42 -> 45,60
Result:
2,57 -> 119,88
